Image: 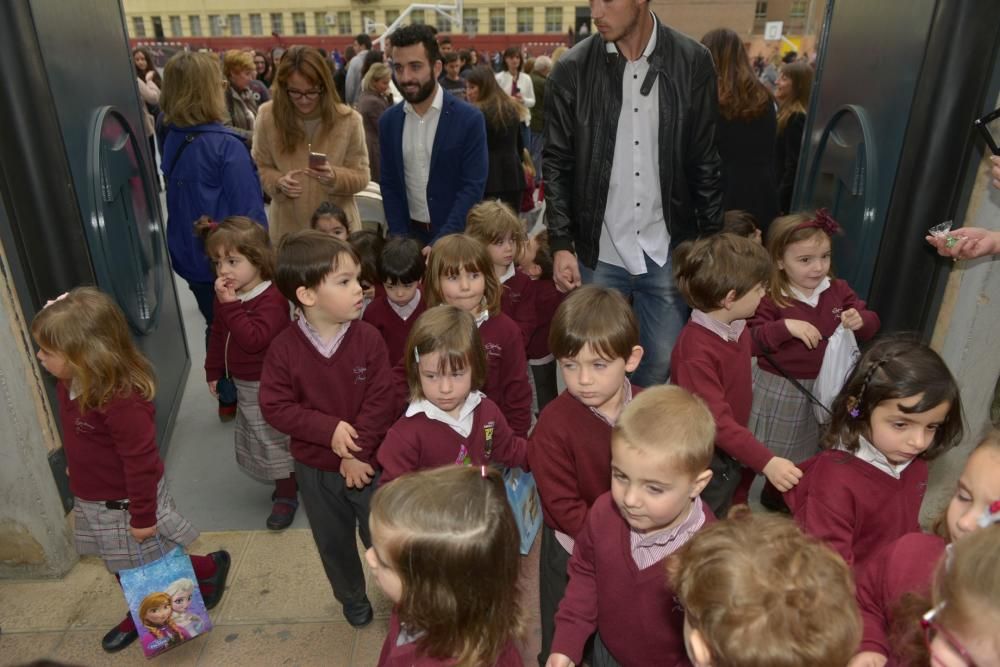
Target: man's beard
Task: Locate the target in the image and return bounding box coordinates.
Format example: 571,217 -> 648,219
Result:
398,76 -> 436,104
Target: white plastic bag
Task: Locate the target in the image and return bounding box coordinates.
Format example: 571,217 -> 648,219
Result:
814,325 -> 860,423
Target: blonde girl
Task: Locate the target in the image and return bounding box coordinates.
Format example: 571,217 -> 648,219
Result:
164,577 -> 204,637
749,210 -> 880,470
196,215 -> 296,530
424,234 -> 532,436
31,288 -> 229,654
367,465 -> 524,666
377,306 -> 528,484
466,200 -> 536,347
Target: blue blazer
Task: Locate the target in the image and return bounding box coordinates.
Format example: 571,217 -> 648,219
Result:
379,90 -> 488,241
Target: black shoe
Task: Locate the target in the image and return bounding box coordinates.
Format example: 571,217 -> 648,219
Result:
199,550 -> 232,610
343,598 -> 373,628
266,493 -> 299,531
101,624 -> 138,653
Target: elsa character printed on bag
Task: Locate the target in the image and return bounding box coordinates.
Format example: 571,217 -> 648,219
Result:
164,578 -> 205,638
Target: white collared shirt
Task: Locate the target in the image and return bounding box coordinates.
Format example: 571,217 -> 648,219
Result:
406,390 -> 484,438
474,307 -> 489,327
499,263 -> 516,284
388,288 -> 422,321
237,280 -> 271,303
599,14 -> 669,276
402,84 -> 444,223
690,309 -> 746,343
786,277 -> 831,308
841,435 -> 914,479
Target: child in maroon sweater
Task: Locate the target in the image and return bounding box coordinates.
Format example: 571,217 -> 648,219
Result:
198,216 -> 295,530
548,386 -> 716,667
466,200 -> 537,348
32,288 -> 229,654
423,234 -> 532,437
528,285 -> 642,666
520,231 -> 565,415
377,305 -> 527,484
783,337 -> 963,570
671,233 -> 803,517
668,508 -> 861,667
260,232 -> 397,628
367,466 -> 524,666
362,236 -> 426,366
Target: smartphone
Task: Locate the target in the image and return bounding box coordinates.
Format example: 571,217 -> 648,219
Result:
309,151 -> 327,169
974,107 -> 1000,155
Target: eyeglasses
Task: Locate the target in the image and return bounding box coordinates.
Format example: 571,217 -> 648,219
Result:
287,88 -> 324,101
922,605 -> 977,667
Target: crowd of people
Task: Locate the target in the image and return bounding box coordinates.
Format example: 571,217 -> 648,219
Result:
36,4 -> 1000,665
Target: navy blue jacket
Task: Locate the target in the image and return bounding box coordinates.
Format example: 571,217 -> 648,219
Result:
379,90 -> 488,241
161,123 -> 267,284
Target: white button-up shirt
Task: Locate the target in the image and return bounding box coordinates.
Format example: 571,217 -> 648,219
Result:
402,84 -> 444,223
599,15 -> 669,275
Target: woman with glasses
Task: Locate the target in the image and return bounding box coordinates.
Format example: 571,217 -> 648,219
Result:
252,45 -> 369,242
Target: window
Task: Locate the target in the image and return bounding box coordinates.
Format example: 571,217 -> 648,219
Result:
489,8 -> 505,33
132,16 -> 146,38
755,2 -> 768,19
270,12 -> 283,34
385,9 -> 400,26
169,15 -> 182,37
544,7 -> 562,32
463,8 -> 479,34
361,10 -> 376,33
789,0 -> 807,18
411,10 -> 425,25
250,13 -> 263,35
189,15 -> 202,36
228,14 -> 242,36
315,12 -> 329,35
209,14 -> 222,36
292,12 -> 306,35
337,11 -> 352,35
517,8 -> 533,33
152,16 -> 164,39
436,11 -> 452,33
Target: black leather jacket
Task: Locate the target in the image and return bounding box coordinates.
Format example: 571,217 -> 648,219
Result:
543,19 -> 724,268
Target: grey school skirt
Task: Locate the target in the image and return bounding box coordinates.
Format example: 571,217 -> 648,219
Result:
73,480 -> 199,573
233,378 -> 293,481
748,365 -> 822,464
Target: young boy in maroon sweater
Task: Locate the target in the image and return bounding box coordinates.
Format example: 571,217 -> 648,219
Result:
548,385 -> 716,667
362,236 -> 427,366
670,234 -> 803,517
260,231 -> 396,628
528,285 -> 643,666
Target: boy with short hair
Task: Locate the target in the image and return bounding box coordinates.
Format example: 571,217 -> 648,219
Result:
670,233 -> 802,517
439,52 -> 467,100
260,230 -> 396,628
362,236 -> 427,364
667,508 -> 861,667
547,385 -> 717,667
528,285 -> 643,666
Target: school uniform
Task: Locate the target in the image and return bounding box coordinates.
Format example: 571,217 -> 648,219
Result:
377,392 -> 528,485
552,493 -> 713,667
525,278 -> 565,415
362,289 -> 426,366
784,440 -> 928,569
499,264 -> 537,347
478,311 -> 533,437
748,278 -> 880,462
205,281 -> 293,480
378,608 -> 523,666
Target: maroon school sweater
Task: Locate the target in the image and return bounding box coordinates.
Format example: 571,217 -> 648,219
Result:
479,313 -> 532,437
362,293 -> 427,366
856,532 -> 946,661
526,279 -> 565,362
528,387 -> 641,537
57,383 -> 163,528
259,321 -> 396,472
671,322 -> 775,473
205,284 -> 291,382
500,268 -> 537,347
377,397 -> 528,484
749,279 -> 880,379
784,449 -> 928,568
378,608 -> 523,666
552,493 -> 711,666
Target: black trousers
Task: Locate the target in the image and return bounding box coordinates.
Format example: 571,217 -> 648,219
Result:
538,524 -> 571,666
531,360 -> 558,416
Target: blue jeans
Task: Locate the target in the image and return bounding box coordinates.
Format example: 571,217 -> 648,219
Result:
529,129 -> 545,180
579,253 -> 687,387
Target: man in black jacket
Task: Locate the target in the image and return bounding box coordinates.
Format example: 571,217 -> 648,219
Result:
543,0 -> 723,389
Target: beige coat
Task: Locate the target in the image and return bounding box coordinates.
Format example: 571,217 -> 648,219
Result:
252,101 -> 370,242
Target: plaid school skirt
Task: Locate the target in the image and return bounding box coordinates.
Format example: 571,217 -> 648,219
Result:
234,378 -> 293,481
73,480 -> 199,573
749,365 -> 822,464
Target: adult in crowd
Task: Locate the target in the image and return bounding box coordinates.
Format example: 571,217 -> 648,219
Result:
252,45 -> 369,241
466,67 -> 525,210
702,29 -> 778,233
223,50 -> 260,147
254,50 -> 274,87
495,46 -> 535,110
551,46 -> 568,64
528,55 -> 552,178
774,60 -> 812,214
133,47 -> 161,165
544,0 -> 723,387
333,46 -> 355,102
345,33 -> 372,105
271,47 -> 286,68
133,47 -> 161,89
458,49 -> 473,76
927,158 -> 1000,259
159,51 -> 266,336
439,52 -> 468,100
356,63 -> 393,182
379,25 -> 487,250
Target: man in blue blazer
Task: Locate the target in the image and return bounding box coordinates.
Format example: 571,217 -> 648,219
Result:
379,25 -> 488,249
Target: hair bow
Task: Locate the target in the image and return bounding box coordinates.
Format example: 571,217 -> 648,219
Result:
978,499 -> 1000,528
794,208 -> 842,236
43,292 -> 70,309
207,218 -> 220,230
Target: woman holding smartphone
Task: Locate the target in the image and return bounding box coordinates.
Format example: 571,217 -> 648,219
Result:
252,45 -> 370,242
